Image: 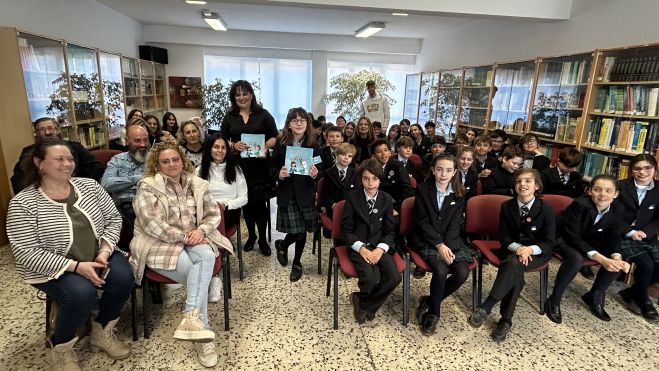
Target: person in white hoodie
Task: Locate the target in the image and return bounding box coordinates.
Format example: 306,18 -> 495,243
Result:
359,80 -> 390,130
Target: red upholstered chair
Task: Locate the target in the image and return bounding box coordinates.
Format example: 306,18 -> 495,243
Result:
325,200 -> 410,329
409,176 -> 417,189
311,178 -> 328,274
475,179 -> 483,196
408,153 -> 424,184
399,197 -> 479,311
219,202 -> 244,281
90,149 -> 121,170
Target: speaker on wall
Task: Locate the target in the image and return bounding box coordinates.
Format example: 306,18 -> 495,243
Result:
139,45 -> 168,64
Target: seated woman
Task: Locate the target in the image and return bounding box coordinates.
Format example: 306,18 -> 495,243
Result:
130,142 -> 233,368
408,154 -> 472,335
468,168 -> 555,342
144,114 -> 174,147
6,138 -> 133,371
179,120 -> 205,167
197,133 -> 248,302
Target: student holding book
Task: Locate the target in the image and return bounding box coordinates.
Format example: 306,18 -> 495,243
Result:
320,143 -> 359,218
272,107 -> 320,282
540,147 -> 587,198
519,133 -> 551,172
342,158 -> 402,324
482,147 -> 524,196
409,153 -> 472,335
370,139 -> 415,214
546,175 -> 630,324
469,169 -> 555,342
616,154 -> 659,322
457,146 -> 478,200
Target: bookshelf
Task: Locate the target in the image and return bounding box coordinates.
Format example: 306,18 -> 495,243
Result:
490,60 -> 536,136
122,56 -> 167,122
418,71 -> 440,124
530,53 -> 594,145
458,64 -> 494,132
436,68 -> 463,141
403,73 -> 421,123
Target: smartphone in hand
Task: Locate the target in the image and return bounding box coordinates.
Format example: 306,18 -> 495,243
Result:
97,267 -> 110,280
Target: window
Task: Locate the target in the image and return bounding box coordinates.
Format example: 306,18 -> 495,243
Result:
204,55 -> 312,128
326,61 -> 413,127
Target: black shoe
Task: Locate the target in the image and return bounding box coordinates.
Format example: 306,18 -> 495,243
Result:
492,320 -> 511,342
322,228 -> 331,239
468,308 -> 488,328
290,263 -> 303,282
421,313 -> 439,336
413,266 -> 427,279
243,237 -> 256,252
581,292 -> 611,321
364,311 -> 375,322
415,296 -> 430,324
618,289 -> 642,315
259,240 -> 271,256
640,300 -> 659,323
545,299 -> 562,324
275,239 -> 288,266
350,292 -> 366,324
579,265 -> 595,280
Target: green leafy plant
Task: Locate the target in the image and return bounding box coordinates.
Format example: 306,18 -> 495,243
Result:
47,72 -> 102,122
436,73 -> 461,139
102,80 -> 123,127
324,70 -> 396,121
201,78 -> 259,129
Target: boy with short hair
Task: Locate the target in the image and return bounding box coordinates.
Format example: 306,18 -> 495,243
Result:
473,135 -> 499,179
371,139 -> 414,213
489,129 -> 508,160
372,121 -> 386,140
424,121 -> 437,139
395,136 -> 416,178
319,126 -> 345,175
541,147 -> 587,198
482,146 -> 524,195
422,136 -> 447,178
342,158 -> 402,324
320,143 -> 359,218
399,119 -> 411,137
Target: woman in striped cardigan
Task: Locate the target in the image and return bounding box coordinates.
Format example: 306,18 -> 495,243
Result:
6,138 -> 134,371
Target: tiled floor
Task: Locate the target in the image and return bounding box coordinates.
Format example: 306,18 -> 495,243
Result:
1,213 -> 658,370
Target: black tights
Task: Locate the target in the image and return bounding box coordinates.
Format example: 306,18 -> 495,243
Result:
629,253 -> 659,301
426,255 -> 470,316
242,199 -> 268,242
282,232 -> 307,266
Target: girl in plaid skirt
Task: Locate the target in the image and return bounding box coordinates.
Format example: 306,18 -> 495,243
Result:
272,107 -> 319,282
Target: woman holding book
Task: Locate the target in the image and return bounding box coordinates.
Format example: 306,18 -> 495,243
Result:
220,80 -> 278,256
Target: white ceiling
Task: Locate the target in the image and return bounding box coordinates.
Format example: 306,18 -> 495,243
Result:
99,0 -> 573,40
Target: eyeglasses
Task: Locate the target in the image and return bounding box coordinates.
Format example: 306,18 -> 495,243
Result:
524,139 -> 538,144
290,119 -> 307,125
37,126 -> 58,133
632,165 -> 654,172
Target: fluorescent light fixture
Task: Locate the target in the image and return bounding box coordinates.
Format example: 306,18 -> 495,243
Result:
202,10 -> 227,31
392,12 -> 409,16
185,1 -> 207,4
354,22 -> 385,38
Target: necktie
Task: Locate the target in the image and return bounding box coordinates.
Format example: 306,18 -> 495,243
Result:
339,168 -> 346,182
402,160 -> 407,166
561,173 -> 568,185
367,199 -> 376,214
331,151 -> 336,166
520,205 -> 530,219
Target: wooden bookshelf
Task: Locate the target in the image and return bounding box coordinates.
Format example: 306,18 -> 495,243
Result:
458,64 -> 494,133
121,56 -> 167,126
489,59 -> 537,135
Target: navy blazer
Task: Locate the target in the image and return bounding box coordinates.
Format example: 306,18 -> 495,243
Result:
557,196 -> 624,257
380,159 -> 415,211
271,140 -> 319,208
474,154 -> 499,172
318,146 -> 336,175
482,165 -> 514,196
615,178 -> 659,238
413,136 -> 432,157
498,197 -> 556,261
462,168 -> 478,200
342,188 -> 395,250
320,165 -> 359,216
408,179 -> 465,252
540,167 -> 587,199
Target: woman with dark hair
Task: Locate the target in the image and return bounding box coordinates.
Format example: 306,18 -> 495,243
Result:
162,111 -> 179,136
220,80 -> 278,256
410,123 -> 431,157
179,120 -> 204,167
144,114 -> 174,146
127,109 -> 143,121
336,115 -> 347,131
387,124 -> 400,152
7,138 -> 133,370
343,121 -> 355,142
349,116 -> 375,164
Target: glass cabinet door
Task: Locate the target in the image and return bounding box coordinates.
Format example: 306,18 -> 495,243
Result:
122,56 -> 141,114
436,69 -> 463,141
67,44 -> 104,148
460,66 -> 493,130
403,73 -> 421,122
17,33 -> 69,131
418,71 -> 439,124
491,61 -> 536,134
100,52 -> 125,140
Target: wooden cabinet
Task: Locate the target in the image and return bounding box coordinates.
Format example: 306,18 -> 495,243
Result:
123,56 -> 167,121
490,60 -> 536,136
459,64 -> 494,132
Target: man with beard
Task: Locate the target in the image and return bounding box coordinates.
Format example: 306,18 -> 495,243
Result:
11,117 -> 102,193
101,122 -> 150,222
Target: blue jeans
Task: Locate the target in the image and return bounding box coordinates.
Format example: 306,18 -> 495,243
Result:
33,253 -> 134,345
152,244 -> 215,327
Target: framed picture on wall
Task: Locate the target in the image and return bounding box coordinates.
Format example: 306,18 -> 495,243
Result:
168,76 -> 202,108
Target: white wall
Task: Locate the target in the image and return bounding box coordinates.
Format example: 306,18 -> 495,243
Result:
416,0 -> 659,71
0,0 -> 143,57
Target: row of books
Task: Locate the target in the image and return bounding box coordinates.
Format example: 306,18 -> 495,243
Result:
538,144 -> 562,165
531,114 -> 579,142
593,86 -> 659,116
600,56 -> 659,82
494,66 -> 535,86
537,60 -> 591,85
583,117 -> 659,154
580,150 -> 630,180
77,126 -> 105,148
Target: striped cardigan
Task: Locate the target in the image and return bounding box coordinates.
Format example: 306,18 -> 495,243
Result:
6,178 -> 122,284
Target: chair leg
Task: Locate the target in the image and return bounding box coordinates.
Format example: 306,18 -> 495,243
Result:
326,249 -> 334,297
317,233 -> 322,275
267,199 -> 272,242
471,267 -> 478,313
539,268 -> 548,315
402,254 -> 410,326
131,285 -> 138,341
226,256 -> 232,300
237,226 -> 244,281
222,254 -> 230,331
477,256 -> 483,309
333,257 -> 339,330
142,278 -> 150,339
312,224 -> 317,255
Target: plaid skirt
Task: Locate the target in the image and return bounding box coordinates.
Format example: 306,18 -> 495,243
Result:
620,239 -> 659,263
418,243 -> 476,264
276,200 -> 316,234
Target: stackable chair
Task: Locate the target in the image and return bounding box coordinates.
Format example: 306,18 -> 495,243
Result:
311,178 -> 327,274
325,200 -> 410,329
220,203 -> 244,281
399,197 -> 479,311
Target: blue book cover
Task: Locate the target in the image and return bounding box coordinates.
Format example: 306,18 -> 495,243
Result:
241,134 -> 265,158
285,146 -> 314,176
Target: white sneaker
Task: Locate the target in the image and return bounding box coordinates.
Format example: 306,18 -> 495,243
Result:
194,341 -> 218,368
173,308 -> 215,342
209,276 -> 222,303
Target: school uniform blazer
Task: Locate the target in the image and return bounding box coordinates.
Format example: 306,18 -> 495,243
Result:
408,179 -> 464,252
271,140 -> 320,208
615,178 -> 659,238
413,137 -> 431,157
530,154 -> 551,172
497,197 -> 556,261
318,146 -> 336,175
463,168 -> 478,199
396,157 -> 416,179
380,159 -> 415,210
320,165 -> 358,212
342,188 -> 395,250
540,167 -> 587,199
558,195 -> 623,257
474,155 -> 499,172
489,146 -> 507,160
482,165 -> 514,196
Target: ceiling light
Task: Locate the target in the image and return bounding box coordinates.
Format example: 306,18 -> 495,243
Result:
392,13 -> 408,16
354,22 -> 385,38
202,10 -> 227,31
185,1 -> 207,4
